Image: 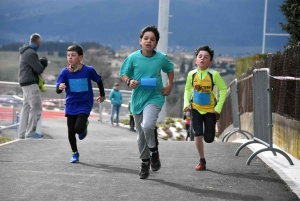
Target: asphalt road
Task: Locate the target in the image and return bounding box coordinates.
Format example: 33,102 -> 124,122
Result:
0,118 -> 299,201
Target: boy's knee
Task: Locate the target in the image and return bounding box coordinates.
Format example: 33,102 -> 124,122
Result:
74,126 -> 85,134
204,134 -> 215,143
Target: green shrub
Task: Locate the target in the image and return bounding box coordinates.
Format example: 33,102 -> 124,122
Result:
235,54 -> 267,78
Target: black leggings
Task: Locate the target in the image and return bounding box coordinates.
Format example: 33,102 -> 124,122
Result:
191,109 -> 216,143
67,114 -> 88,152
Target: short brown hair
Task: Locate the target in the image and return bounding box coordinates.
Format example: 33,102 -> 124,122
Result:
67,45 -> 83,56
140,25 -> 160,42
30,33 -> 42,43
194,45 -> 214,61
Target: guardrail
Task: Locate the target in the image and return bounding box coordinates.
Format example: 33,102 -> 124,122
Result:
0,81 -> 132,138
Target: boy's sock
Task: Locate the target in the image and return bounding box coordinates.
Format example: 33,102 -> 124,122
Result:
149,147 -> 158,154
200,158 -> 206,163
142,158 -> 150,165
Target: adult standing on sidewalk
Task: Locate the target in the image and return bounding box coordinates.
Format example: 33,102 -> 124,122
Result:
18,33 -> 48,139
109,83 -> 123,126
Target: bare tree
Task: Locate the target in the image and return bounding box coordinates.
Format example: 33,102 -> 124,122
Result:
84,48 -> 114,88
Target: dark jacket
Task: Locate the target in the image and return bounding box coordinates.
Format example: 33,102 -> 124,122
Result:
19,45 -> 46,86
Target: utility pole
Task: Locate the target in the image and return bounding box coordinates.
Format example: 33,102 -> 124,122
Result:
262,0 -> 289,54
157,0 -> 170,123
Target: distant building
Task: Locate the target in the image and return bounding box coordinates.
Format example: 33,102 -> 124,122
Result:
214,56 -> 236,67
115,48 -> 134,58
110,59 -> 124,68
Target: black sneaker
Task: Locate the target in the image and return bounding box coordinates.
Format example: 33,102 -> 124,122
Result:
150,152 -> 161,171
139,162 -> 150,179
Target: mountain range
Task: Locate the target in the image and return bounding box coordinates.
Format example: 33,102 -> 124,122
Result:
0,0 -> 288,56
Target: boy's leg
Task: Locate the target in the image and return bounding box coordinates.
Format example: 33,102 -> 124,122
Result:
67,115 -> 80,163
75,114 -> 89,134
110,104 -> 116,125
192,109 -> 206,170
67,115 -> 78,152
203,113 -> 216,143
185,124 -> 190,141
134,112 -> 150,179
116,104 -> 121,125
141,104 -> 161,171
134,112 -> 149,160
76,114 -> 89,140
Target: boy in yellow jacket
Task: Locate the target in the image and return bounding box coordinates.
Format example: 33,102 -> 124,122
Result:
183,45 -> 227,171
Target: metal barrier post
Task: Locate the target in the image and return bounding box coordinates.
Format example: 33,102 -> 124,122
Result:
234,67 -> 293,165
98,102 -> 103,122
222,79 -> 253,142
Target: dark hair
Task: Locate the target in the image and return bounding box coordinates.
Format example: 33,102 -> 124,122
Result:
139,25 -> 160,42
194,45 -> 214,61
67,45 -> 83,56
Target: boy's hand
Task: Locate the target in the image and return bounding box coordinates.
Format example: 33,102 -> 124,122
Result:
214,110 -> 220,120
183,107 -> 191,112
129,80 -> 139,89
161,85 -> 172,96
96,96 -> 106,103
59,83 -> 66,90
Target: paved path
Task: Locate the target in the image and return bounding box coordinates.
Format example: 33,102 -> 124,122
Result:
0,118 -> 299,201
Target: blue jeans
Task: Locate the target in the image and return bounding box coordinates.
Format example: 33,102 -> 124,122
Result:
111,104 -> 121,124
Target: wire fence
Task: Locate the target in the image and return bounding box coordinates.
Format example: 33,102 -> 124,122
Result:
218,44 -> 300,135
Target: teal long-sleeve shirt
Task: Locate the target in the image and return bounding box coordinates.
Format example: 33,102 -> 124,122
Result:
109,89 -> 123,105
183,68 -> 227,114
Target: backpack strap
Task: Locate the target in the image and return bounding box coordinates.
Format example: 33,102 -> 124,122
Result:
208,68 -> 214,89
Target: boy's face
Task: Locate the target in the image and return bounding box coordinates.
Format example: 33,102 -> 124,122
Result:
139,31 -> 157,51
194,50 -> 212,70
67,51 -> 83,66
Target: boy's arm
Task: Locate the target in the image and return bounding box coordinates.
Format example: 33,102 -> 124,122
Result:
56,70 -> 65,94
97,80 -> 105,97
213,73 -> 227,114
161,71 -> 174,96
95,80 -> 106,103
109,91 -> 113,101
183,72 -> 193,110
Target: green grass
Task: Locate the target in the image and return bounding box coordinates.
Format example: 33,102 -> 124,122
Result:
0,136 -> 13,144
0,51 -> 67,82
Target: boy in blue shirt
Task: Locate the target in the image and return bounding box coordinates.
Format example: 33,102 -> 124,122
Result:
56,45 -> 106,163
120,25 -> 174,179
109,82 -> 123,126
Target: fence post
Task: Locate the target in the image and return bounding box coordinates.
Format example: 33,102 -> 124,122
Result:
98,102 -> 103,122
296,45 -> 300,119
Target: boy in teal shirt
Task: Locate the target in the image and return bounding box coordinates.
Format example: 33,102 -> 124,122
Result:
183,45 -> 227,171
120,25 -> 174,179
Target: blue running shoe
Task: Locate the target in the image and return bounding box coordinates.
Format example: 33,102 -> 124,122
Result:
78,121 -> 89,140
70,152 -> 79,163
26,133 -> 43,139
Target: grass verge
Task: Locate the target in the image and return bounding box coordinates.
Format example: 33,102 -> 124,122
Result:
0,136 -> 13,144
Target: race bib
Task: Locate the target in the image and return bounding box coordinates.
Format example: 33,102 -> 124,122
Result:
141,78 -> 156,90
193,91 -> 210,105
69,78 -> 88,92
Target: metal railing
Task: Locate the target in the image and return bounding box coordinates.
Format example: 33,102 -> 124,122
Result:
234,68 -> 293,165
222,79 -> 253,142
0,81 -> 132,138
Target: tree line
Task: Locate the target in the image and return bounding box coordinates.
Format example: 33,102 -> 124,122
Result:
0,41 -> 114,54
